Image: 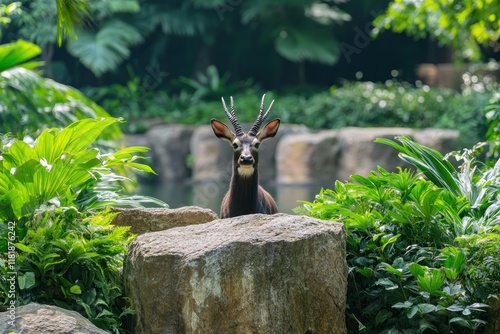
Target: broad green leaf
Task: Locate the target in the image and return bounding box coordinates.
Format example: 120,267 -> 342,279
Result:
0,40 -> 42,72
393,301 -> 413,309
18,271 -> 35,290
70,285 -> 82,294
15,242 -> 35,254
375,278 -> 398,290
375,309 -> 392,325
409,262 -> 425,277
416,303 -> 437,314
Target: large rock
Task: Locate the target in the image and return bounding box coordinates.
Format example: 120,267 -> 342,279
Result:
146,124 -> 194,181
0,303 -> 107,334
335,127 -> 415,182
276,130 -> 341,185
190,125 -> 233,182
124,213 -> 347,334
259,124 -> 309,181
112,206 -> 218,234
276,128 -> 459,185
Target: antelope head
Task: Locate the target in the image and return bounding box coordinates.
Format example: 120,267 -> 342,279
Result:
210,94 -> 280,178
210,94 -> 280,218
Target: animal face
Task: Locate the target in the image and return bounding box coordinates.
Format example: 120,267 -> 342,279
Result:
211,118 -> 280,177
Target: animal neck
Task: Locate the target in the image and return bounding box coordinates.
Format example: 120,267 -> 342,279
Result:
227,162 -> 260,216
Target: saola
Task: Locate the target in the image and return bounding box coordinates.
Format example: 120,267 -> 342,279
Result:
211,94 -> 280,218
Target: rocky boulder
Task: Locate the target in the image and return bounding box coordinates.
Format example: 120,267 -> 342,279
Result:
0,303 -> 107,334
190,125 -> 233,182
124,213 -> 347,334
146,124 -> 194,181
112,206 -> 218,234
276,127 -> 460,185
335,127 -> 415,182
276,130 -> 341,185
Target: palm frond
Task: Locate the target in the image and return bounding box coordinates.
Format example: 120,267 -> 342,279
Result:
376,136 -> 461,196
67,20 -> 143,77
55,0 -> 91,45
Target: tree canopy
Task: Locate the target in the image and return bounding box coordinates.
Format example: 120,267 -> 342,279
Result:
374,0 -> 500,61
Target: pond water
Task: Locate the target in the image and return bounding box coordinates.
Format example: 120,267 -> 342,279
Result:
137,181 -> 322,215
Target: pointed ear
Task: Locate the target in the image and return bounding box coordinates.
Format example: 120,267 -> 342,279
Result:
256,118 -> 280,142
211,119 -> 235,143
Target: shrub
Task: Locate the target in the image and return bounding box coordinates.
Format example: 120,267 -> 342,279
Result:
297,136 -> 499,333
87,77 -> 491,149
0,117 -> 166,333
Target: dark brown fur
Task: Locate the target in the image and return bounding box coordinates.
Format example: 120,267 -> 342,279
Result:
211,95 -> 280,218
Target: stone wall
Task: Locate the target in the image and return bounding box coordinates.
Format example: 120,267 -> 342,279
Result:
126,125 -> 459,185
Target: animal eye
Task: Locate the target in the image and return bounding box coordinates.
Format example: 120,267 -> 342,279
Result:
232,142 -> 239,149
253,142 -> 260,149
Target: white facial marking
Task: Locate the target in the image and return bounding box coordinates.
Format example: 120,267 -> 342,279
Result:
237,165 -> 254,178
232,139 -> 241,150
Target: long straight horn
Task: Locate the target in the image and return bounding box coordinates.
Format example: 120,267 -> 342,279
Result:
221,96 -> 244,136
249,94 -> 274,136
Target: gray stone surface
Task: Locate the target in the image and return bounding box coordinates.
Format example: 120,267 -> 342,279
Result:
124,213 -> 347,334
190,125 -> 233,182
0,303 -> 107,334
112,206 -> 218,234
146,124 -> 194,181
335,127 -> 415,182
276,127 -> 460,185
276,130 -> 341,185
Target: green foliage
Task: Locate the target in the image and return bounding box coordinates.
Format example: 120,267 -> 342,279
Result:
177,65 -> 254,101
55,0 -> 90,45
11,209 -> 134,332
0,117 -> 165,332
88,77 -> 491,150
374,0 -> 500,60
3,0 -> 351,76
0,2 -> 21,35
297,137 -> 500,333
0,39 -> 121,140
0,117 -> 161,223
0,39 -> 42,71
67,19 -> 144,77
484,93 -> 500,161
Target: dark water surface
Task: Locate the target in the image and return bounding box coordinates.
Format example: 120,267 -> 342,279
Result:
137,181 -> 321,215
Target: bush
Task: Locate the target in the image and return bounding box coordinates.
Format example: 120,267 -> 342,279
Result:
87,77 -> 491,149
0,118 -> 166,333
297,136 -> 499,333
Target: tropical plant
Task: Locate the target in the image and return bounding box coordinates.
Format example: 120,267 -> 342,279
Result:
0,117 -> 166,332
0,39 -> 121,140
374,0 -> 500,60
177,65 -> 255,101
297,136 -> 499,333
3,0 -> 352,77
